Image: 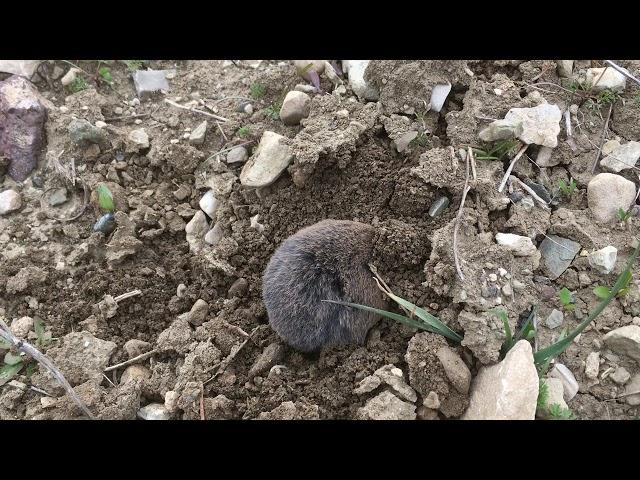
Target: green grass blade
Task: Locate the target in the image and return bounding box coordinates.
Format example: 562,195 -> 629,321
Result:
322,300 -> 462,342
0,362 -> 23,386
382,292 -> 463,342
534,240 -> 640,366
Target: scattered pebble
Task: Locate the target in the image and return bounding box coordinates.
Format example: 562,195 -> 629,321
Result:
357,390 -> 416,420
603,325 -> 640,363
128,128 -> 149,151
611,367 -> 631,385
132,70 -> 173,99
587,173 -> 637,223
240,131 -> 294,187
600,141 -> 640,173
354,375 -> 382,395
279,91 -> 311,126
123,339 -> 152,359
228,278 -> 248,297
137,403 -> 172,420
121,364 -> 151,384
624,374 -> 640,406
226,145 -> 248,164
430,83 -> 452,113
504,103 -> 562,148
204,223 -> 223,246
535,146 -> 559,167
248,343 -> 285,379
546,309 -> 564,329
373,364 -> 417,402
48,188 -> 68,207
93,213 -> 116,234
436,347 -> 471,394
478,119 -> 523,142
585,352 -> 600,380
548,363 -> 579,401
537,377 -> 568,419
199,190 -> 219,219
60,68 -> 80,86
556,60 -> 574,78
495,232 -> 538,256
539,234 -> 581,280
188,120 -> 207,145
10,316 -> 33,338
187,299 -> 209,326
176,283 -> 187,298
0,189 -> 22,216
588,245 -> 617,275
586,67 -> 627,92
423,391 -> 440,409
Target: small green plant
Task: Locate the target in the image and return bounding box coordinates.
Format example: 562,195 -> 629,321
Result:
410,133 -> 430,148
558,287 -> 575,311
265,103 -> 281,121
534,240 -> 640,368
123,60 -> 145,72
497,306 -> 536,359
473,139 -> 520,161
250,83 -> 266,100
0,350 -> 24,387
558,178 -> 578,197
537,379 -> 549,410
96,184 -> 115,212
618,207 -> 633,222
597,88 -> 621,107
237,126 -> 251,138
98,66 -> 113,85
68,76 -> 88,93
548,404 -> 576,420
593,269 -> 632,300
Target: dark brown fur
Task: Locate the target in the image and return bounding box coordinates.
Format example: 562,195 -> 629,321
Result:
262,220 -> 387,352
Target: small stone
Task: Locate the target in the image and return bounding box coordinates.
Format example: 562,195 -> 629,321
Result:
48,188 -> 68,206
395,131 -> 419,152
535,146 -> 559,167
279,91 -> 311,126
244,103 -> 253,115
226,146 -> 248,164
428,196 -> 450,217
587,173 -> 637,223
199,190 -> 219,219
478,119 -> 523,142
342,60 -> 379,101
240,131 -> 294,187
585,352 -> 600,380
189,120 -> 207,145
123,339 -> 152,359
176,284 -> 187,298
0,60 -> 42,78
417,406 -> 439,420
539,235 -> 581,280
128,128 -> 149,151
588,246 -> 617,274
578,272 -> 592,286
436,347 -> 471,394
10,316 -> 34,337
60,68 -> 80,86
188,299 -> 209,326
603,325 -> 640,363
248,343 -> 285,379
602,139 -> 621,156
0,190 -> 22,216
488,273 -> 498,282
502,284 -> 513,296
68,118 -> 108,147
624,374 -> 640,406
548,363 -> 579,401
601,141 -> 640,173
204,224 -> 223,246
504,104 -> 562,148
423,391 -> 441,409
185,210 -> 209,251
495,232 -> 537,256
137,403 -> 172,420
462,340 -> 539,420
357,391 -> 416,420
228,278 -> 248,297
114,107 -> 124,115
430,83 -> 452,113
93,213 -> 116,234
132,70 -> 173,99
95,121 -> 107,129
354,375 -> 382,395
546,309 -> 564,329
120,364 -> 151,384
373,364 -> 417,402
164,391 -> 179,413
611,367 -> 631,385
586,67 -> 627,92
40,396 -> 57,409
556,60 -> 574,78
512,280 -> 526,291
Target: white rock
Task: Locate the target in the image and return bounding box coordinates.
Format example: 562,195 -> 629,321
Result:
588,245 -> 617,274
244,103 -> 253,115
600,141 -> 640,173
353,375 -> 382,395
556,60 -> 574,78
226,146 -> 248,164
185,210 -> 209,252
279,91 -> 310,126
10,316 -> 34,338
478,119 -> 523,142
0,190 -> 22,216
611,367 -> 631,385
602,139 -> 621,156
395,131 -> 419,152
624,374 -> 640,406
423,391 -> 440,409
0,60 -> 42,78
357,390 -> 417,420
240,131 -> 294,187
584,352 -> 600,380
495,232 -> 537,256
342,60 -> 379,101
430,83 -> 452,113
189,120 -> 207,145
546,309 -> 564,329
587,173 -> 637,223
586,67 -> 627,92
128,128 -> 149,150
536,146 -> 559,167
294,84 -> 317,94
198,190 -> 219,219
373,364 -> 417,403
504,104 -> 562,148
61,68 -> 81,86
603,325 -> 640,363
462,340 -> 539,420
137,403 -> 172,420
164,391 -> 179,413
548,363 -> 579,401
204,223 -> 223,246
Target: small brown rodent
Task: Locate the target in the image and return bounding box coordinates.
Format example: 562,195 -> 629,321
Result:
262,219 -> 386,352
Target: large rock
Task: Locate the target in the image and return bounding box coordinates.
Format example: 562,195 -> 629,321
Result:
539,234 -> 581,280
587,173 -> 637,223
603,325 -> 640,364
356,390 -> 417,420
504,104 -> 562,148
600,141 -> 640,173
240,131 -> 294,187
0,60 -> 41,78
0,75 -> 47,181
586,67 -> 626,92
342,60 -> 379,101
462,340 -> 539,420
279,91 -> 310,126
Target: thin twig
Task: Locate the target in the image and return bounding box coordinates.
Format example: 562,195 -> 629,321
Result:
104,349 -> 157,372
210,96 -> 253,104
164,99 -> 229,122
604,60 -> 640,87
509,176 -> 551,210
0,319 -> 94,419
215,121 -> 228,142
498,144 -> 528,193
591,104 -> 613,174
113,289 -> 142,303
468,146 -> 477,181
453,153 -> 472,281
103,373 -> 116,388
